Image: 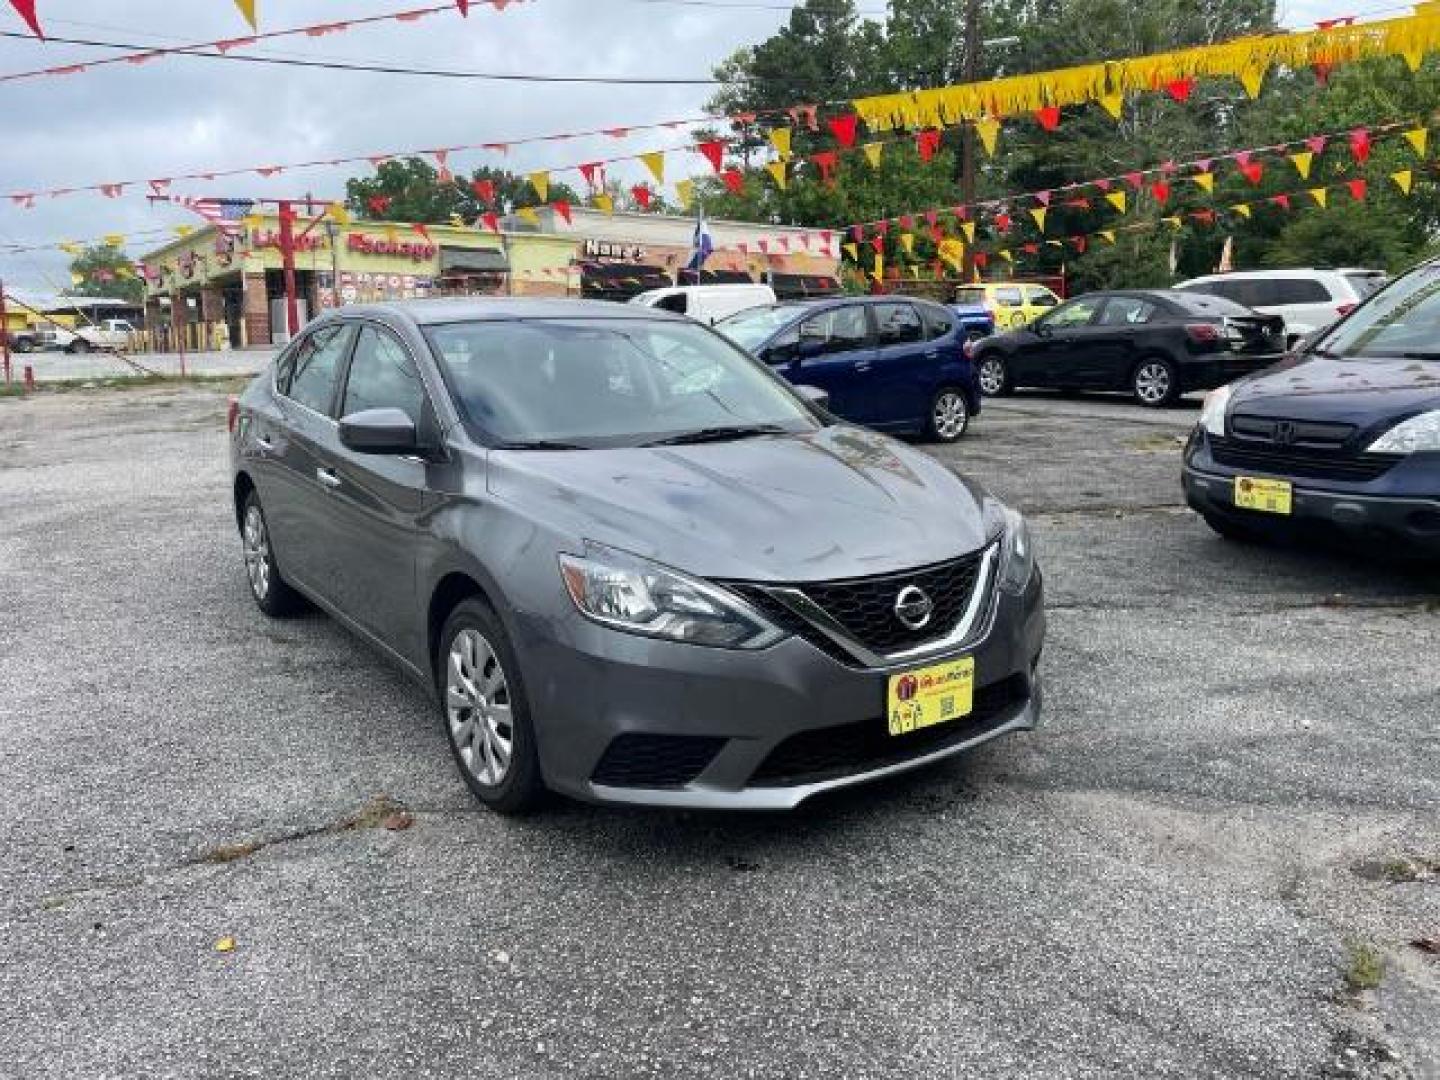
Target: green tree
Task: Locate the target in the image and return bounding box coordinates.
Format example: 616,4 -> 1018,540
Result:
67,244 -> 143,303
345,158 -> 580,223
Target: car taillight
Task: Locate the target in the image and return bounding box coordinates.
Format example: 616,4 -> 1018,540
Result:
227,395 -> 240,434
1185,323 -> 1222,344
1336,303 -> 1356,317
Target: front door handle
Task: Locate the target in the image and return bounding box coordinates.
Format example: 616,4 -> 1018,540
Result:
854,360 -> 872,372
924,349 -> 939,359
316,467 -> 342,490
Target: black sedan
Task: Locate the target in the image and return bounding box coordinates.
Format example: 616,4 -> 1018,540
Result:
970,289 -> 1286,407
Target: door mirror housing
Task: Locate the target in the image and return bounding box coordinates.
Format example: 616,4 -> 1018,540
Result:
339,407 -> 426,455
794,384 -> 831,410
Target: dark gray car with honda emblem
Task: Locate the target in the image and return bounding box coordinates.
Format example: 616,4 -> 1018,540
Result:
971,289 -> 1286,406
229,299 -> 1045,813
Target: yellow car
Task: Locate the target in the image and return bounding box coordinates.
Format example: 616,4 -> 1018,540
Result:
954,282 -> 1062,329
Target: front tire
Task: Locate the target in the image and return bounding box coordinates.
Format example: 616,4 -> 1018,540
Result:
927,388 -> 970,442
241,491 -> 303,617
977,354 -> 1011,397
67,338 -> 90,354
439,599 -> 544,815
1132,356 -> 1179,407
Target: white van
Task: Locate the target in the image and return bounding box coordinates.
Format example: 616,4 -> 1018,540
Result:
629,283 -> 777,326
1174,268 -> 1386,345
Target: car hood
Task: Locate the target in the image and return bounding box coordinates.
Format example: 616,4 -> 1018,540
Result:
1229,354 -> 1440,429
486,425 -> 997,582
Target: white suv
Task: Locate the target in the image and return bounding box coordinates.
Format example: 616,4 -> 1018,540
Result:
1174,268 -> 1386,345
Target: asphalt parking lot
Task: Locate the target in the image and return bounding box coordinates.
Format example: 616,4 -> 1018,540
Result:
1,383 -> 1437,1079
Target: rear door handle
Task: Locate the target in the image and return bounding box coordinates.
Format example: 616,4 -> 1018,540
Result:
316,467 -> 342,490
854,359 -> 872,372
924,349 -> 939,359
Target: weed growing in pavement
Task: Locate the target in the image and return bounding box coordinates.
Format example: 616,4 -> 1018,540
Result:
1343,940 -> 1385,995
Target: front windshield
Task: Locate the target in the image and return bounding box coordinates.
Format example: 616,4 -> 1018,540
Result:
1314,262 -> 1440,358
425,317 -> 819,447
714,304 -> 802,351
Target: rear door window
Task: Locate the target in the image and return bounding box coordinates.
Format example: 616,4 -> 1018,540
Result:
1025,286 -> 1059,308
993,287 -> 1024,306
1042,296 -> 1104,329
653,293 -> 688,314
954,286 -> 986,305
873,303 -> 925,345
1270,278 -> 1332,304
283,324 -> 356,416
1097,297 -> 1159,325
918,302 -> 955,340
1345,271 -> 1386,298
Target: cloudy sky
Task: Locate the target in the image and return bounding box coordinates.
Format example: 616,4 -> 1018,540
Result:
0,0 -> 1367,292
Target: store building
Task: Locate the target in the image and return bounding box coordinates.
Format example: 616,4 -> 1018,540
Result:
139,207 -> 841,351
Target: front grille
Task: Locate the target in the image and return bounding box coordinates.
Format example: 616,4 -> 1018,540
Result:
730,549 -> 988,662
591,733 -> 726,788
1230,414 -> 1355,448
1210,440 -> 1395,482
749,675 -> 1029,787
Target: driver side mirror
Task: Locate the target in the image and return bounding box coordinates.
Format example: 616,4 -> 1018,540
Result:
339,407 -> 428,456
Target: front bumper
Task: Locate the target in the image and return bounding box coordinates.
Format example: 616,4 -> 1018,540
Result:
513,563 -> 1045,810
1182,434 -> 1440,553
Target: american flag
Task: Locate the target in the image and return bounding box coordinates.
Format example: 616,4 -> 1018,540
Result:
177,197 -> 254,237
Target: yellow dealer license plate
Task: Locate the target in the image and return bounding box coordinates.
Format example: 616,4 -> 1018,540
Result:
1234,475 -> 1293,515
887,657 -> 975,737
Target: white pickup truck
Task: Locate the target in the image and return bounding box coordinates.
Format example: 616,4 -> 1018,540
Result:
48,319 -> 138,353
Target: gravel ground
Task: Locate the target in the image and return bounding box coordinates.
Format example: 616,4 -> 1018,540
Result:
0,383 -> 1436,1079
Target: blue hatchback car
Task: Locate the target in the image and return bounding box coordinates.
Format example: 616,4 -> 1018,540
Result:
716,296 -> 981,442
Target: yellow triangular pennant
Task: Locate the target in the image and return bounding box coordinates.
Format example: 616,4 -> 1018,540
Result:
1098,230 -> 1116,245
1403,48 -> 1425,72
872,254 -> 884,282
1392,169 -> 1414,195
103,233 -> 125,247
592,193 -> 613,215
1028,207 -> 1047,232
640,152 -> 665,185
1238,62 -> 1266,99
974,116 -> 1001,157
233,0 -> 257,31
1308,187 -> 1328,208
1289,151 -> 1313,179
675,178 -> 694,210
327,201 -> 350,227
1098,91 -> 1124,120
862,142 -> 884,169
70,271 -> 84,287
517,206 -> 540,225
961,221 -> 976,243
1404,127 -> 1428,158
528,171 -> 549,202
938,238 -> 964,269
1192,172 -> 1214,192
843,242 -> 860,262
1231,203 -> 1251,219
1162,215 -> 1182,229
899,232 -> 915,255
998,249 -> 1013,263
59,241 -> 83,255
910,265 -> 921,279
766,160 -> 788,190
769,128 -> 792,159
1105,191 -> 1126,213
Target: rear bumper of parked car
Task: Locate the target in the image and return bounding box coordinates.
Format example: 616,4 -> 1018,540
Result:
1182,433 -> 1440,554
512,566 -> 1046,809
1179,351 -> 1285,392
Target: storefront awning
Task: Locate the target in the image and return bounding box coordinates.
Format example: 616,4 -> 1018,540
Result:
440,247 -> 509,274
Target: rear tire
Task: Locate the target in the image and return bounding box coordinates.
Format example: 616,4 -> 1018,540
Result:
977,354 -> 1011,397
1132,356 -> 1179,407
67,339 -> 90,354
14,337 -> 32,354
240,491 -> 304,617
927,387 -> 970,442
438,599 -> 544,815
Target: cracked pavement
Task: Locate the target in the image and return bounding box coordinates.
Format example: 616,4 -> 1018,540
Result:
1,384 -> 1437,1079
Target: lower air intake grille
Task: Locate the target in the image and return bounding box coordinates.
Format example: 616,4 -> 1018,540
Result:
748,675 -> 1029,787
591,733 -> 726,788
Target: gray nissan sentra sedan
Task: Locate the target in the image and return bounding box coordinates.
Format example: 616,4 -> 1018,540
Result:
229,299 -> 1045,813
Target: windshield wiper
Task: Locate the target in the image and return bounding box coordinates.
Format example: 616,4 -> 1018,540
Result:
493,439 -> 588,450
641,424 -> 789,447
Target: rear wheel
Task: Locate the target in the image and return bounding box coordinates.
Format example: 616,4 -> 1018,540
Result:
13,337 -> 32,354
67,338 -> 90,354
977,354 -> 1011,397
927,388 -> 970,442
439,599 -> 544,815
1132,356 -> 1178,407
241,491 -> 303,616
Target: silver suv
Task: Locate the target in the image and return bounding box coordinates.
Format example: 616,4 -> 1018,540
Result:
1175,268 -> 1386,345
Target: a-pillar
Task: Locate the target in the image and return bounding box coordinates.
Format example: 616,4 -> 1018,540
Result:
241,272 -> 270,348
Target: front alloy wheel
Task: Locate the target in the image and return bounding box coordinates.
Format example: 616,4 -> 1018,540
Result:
1132,358 -> 1177,407
929,389 -> 969,442
446,629 -> 515,788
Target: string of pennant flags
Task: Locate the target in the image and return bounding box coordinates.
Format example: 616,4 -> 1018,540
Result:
0,0 -> 510,44
6,8 -> 1440,214
842,162 -> 1431,286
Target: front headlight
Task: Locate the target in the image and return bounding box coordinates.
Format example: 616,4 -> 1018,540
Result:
1367,410 -> 1440,455
1198,383 -> 1232,437
1000,507 -> 1036,592
558,542 -> 784,649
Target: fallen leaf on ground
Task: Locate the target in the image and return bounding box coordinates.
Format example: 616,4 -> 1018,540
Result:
381,811 -> 414,832
215,936 -> 236,953
1411,937 -> 1440,955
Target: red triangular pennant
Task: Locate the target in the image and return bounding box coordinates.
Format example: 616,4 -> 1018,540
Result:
1349,128 -> 1371,164
1035,106 -> 1060,131
551,199 -> 573,224
697,140 -> 726,173
1164,77 -> 1195,103
916,129 -> 942,162
827,113 -> 859,148
1150,180 -> 1171,204
811,151 -> 838,186
471,179 -> 496,204
7,0 -> 43,37
630,185 -> 652,209
1347,178 -> 1367,201
720,167 -> 744,194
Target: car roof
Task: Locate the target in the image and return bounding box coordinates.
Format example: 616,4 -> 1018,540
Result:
327,297 -> 690,326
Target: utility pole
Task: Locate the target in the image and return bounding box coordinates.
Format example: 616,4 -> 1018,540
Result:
0,279 -> 11,385
960,0 -> 979,283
